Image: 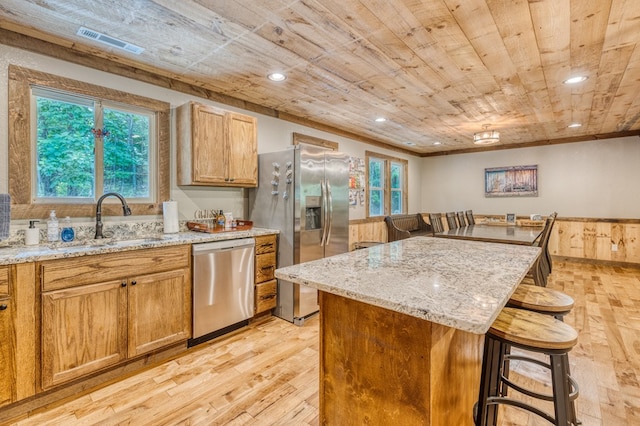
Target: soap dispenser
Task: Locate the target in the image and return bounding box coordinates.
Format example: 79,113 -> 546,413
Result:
25,220 -> 40,246
47,210 -> 59,242
61,217 -> 75,242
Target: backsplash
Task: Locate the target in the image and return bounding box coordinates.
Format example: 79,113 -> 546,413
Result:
1,219 -> 188,247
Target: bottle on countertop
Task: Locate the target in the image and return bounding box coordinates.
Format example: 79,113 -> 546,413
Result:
216,209 -> 226,229
25,220 -> 40,246
47,210 -> 59,242
60,216 -> 75,242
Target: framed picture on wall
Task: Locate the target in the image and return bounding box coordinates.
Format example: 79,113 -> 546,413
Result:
485,165 -> 538,197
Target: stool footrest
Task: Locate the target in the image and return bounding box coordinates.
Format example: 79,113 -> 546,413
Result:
486,396 -> 556,424
503,354 -> 580,402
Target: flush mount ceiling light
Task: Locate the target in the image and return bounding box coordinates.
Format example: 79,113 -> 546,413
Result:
374,117 -> 387,123
567,123 -> 582,128
563,75 -> 588,84
432,141 -> 442,146
404,141 -> 416,146
267,72 -> 286,82
473,124 -> 500,145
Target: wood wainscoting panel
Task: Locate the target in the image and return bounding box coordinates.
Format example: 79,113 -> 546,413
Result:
549,219 -> 640,265
350,215 -> 640,264
348,217 -> 387,250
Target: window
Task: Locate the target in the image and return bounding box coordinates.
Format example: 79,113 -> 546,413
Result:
8,65 -> 170,219
365,151 -> 408,217
33,88 -> 155,202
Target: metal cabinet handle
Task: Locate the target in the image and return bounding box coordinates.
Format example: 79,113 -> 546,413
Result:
260,265 -> 275,271
0,304 -> 7,311
121,282 -> 127,287
131,280 -> 137,286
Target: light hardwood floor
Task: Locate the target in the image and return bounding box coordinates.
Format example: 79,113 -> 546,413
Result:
6,261 -> 640,425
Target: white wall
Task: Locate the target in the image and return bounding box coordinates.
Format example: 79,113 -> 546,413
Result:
0,44 -> 422,223
420,137 -> 640,219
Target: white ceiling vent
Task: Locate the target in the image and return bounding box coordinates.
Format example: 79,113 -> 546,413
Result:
76,26 -> 144,55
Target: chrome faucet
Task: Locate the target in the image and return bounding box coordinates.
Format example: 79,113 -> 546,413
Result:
94,192 -> 132,239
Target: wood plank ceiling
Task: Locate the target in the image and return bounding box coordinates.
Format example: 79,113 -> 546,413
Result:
1,0 -> 640,155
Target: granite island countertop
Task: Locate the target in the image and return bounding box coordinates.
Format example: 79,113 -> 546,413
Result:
0,228 -> 279,265
275,236 -> 540,334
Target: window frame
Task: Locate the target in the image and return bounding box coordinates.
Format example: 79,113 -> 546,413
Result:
9,65 -> 170,219
365,150 -> 408,218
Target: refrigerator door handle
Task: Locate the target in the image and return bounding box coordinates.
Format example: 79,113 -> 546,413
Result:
320,179 -> 328,246
326,179 -> 333,245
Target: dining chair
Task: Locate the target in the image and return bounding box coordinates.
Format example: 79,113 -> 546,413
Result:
428,213 -> 444,233
456,211 -> 466,227
527,212 -> 557,286
445,212 -> 458,230
465,210 -> 475,225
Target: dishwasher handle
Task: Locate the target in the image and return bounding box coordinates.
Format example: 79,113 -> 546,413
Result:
192,238 -> 255,254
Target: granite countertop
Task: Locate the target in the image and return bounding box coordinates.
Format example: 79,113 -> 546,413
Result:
275,236 -> 540,334
0,228 -> 279,266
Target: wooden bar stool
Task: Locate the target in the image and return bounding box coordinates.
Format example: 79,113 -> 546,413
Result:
475,308 -> 579,426
507,283 -> 574,320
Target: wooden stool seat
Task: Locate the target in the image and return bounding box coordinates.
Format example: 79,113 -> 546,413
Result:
476,308 -> 580,425
489,307 -> 578,351
507,285 -> 575,317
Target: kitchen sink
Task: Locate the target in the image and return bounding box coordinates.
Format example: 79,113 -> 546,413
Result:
49,236 -> 167,251
97,237 -> 166,247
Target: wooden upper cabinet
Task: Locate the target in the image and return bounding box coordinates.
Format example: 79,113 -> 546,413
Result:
177,101 -> 257,187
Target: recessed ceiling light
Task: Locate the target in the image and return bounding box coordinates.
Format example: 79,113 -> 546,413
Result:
432,141 -> 442,146
563,75 -> 588,84
567,123 -> 582,128
267,72 -> 286,82
375,117 -> 387,123
404,141 -> 416,146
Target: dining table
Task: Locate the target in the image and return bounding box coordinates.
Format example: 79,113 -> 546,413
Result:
434,223 -> 543,246
275,237 -> 541,425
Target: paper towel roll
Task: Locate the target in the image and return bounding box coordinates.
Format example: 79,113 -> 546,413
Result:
163,201 -> 179,234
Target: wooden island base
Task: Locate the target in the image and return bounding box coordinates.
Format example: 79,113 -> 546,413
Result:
319,291 -> 483,425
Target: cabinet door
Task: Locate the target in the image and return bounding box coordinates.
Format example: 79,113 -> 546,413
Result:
0,299 -> 15,407
192,103 -> 227,184
127,269 -> 190,357
226,112 -> 257,186
41,281 -> 127,389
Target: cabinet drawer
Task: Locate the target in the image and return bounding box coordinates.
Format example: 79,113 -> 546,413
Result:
255,234 -> 277,255
255,252 -> 276,283
40,245 -> 190,291
0,265 -> 9,298
255,280 -> 277,314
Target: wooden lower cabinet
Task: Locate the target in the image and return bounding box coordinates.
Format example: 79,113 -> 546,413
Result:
41,280 -> 128,389
128,269 -> 190,357
0,297 -> 14,407
0,263 -> 36,409
39,245 -> 191,390
254,234 -> 277,314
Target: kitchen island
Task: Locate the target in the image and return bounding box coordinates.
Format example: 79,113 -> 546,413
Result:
275,236 -> 540,425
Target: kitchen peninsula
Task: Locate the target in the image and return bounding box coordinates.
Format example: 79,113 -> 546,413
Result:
275,237 -> 540,425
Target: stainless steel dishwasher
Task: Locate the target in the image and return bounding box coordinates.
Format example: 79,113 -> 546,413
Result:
189,238 -> 255,346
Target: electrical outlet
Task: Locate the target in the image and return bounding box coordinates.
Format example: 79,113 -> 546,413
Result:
611,243 -> 618,252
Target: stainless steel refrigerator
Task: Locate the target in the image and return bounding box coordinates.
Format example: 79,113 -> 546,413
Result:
249,144 -> 349,325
